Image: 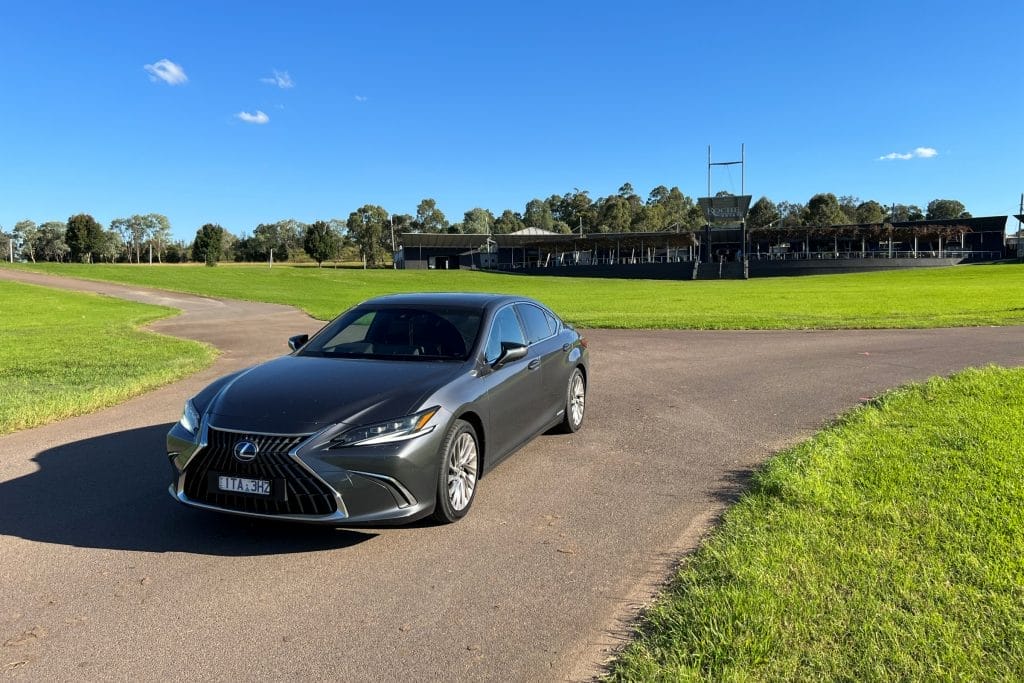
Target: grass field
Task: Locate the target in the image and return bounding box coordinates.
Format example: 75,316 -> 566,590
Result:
0,280 -> 216,434
607,366 -> 1024,681
6,261 -> 1024,329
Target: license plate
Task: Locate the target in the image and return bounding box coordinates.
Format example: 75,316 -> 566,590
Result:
217,476 -> 271,496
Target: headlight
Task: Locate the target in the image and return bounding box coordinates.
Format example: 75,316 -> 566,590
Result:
330,407 -> 439,448
179,399 -> 200,435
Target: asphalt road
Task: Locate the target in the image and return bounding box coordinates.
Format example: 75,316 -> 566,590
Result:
2,269 -> 1023,681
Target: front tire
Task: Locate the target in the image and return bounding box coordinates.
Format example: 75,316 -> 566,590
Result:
432,419 -> 479,523
557,368 -> 586,433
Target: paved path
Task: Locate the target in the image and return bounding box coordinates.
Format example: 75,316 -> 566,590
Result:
2,268 -> 1023,681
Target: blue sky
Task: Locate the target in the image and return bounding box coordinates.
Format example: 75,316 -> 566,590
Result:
2,0 -> 1022,241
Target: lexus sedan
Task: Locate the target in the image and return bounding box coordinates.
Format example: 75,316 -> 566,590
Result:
167,293 -> 588,525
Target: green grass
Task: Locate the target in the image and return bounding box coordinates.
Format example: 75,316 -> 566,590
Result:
0,281 -> 216,434
5,261 -> 1024,328
607,366 -> 1024,681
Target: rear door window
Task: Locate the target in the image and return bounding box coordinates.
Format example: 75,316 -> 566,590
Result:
516,304 -> 556,345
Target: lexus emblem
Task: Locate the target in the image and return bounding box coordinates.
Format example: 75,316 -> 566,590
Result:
233,440 -> 259,463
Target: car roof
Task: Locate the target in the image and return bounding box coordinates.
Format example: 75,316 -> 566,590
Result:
362,292 -> 531,311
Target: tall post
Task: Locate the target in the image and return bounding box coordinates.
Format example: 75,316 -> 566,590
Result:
390,216 -> 396,269
269,248 -> 273,269
707,145 -> 712,200
1018,193 -> 1023,260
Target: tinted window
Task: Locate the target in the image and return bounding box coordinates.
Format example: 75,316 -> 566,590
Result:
516,304 -> 555,344
485,306 -> 527,363
301,306 -> 482,361
543,310 -> 559,336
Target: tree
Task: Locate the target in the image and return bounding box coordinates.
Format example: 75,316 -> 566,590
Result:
554,189 -> 596,233
0,227 -> 11,262
37,221 -> 69,262
303,220 -> 341,266
109,215 -> 148,263
777,201 -> 805,228
837,196 -> 860,225
110,213 -> 173,263
12,220 -> 39,262
164,241 -> 190,263
855,200 -> 886,225
926,199 -> 969,220
242,220 -> 304,261
462,208 -> 495,234
804,193 -> 845,227
493,210 -> 525,234
645,186 -> 702,230
191,223 -> 225,266
595,195 -> 633,232
414,198 -> 449,233
96,229 -> 123,263
889,204 -> 924,222
746,197 -> 780,230
347,205 -> 389,266
523,199 -> 555,231
65,214 -> 104,262
144,213 -> 173,262
392,213 -> 414,236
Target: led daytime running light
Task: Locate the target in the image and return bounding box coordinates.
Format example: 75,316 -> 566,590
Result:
331,407 -> 439,448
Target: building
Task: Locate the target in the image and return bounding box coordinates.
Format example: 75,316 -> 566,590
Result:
395,216 -> 1011,279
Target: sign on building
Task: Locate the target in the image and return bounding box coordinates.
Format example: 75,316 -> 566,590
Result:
698,195 -> 752,224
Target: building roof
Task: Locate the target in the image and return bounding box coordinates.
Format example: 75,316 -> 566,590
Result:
398,229 -> 698,250
398,233 -> 491,249
507,227 -> 559,236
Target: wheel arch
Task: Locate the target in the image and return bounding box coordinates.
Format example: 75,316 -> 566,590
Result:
455,410 -> 486,477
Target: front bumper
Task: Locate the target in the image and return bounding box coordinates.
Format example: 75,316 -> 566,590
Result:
167,414 -> 449,525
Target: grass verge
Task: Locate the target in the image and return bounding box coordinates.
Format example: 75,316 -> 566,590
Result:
0,281 -> 216,435
607,366 -> 1024,681
5,261 -> 1024,328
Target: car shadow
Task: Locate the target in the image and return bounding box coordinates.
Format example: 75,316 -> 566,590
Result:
0,424 -> 375,556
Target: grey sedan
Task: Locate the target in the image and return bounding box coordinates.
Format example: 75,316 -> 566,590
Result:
166,293 -> 588,525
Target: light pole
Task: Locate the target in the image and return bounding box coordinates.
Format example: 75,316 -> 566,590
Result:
390,216 -> 396,269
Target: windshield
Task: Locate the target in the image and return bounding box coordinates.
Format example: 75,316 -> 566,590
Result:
298,305 -> 483,361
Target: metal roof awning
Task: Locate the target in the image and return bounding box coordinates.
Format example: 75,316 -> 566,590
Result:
398,233 -> 490,249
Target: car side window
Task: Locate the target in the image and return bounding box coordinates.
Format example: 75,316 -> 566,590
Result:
485,306 -> 527,363
543,310 -> 559,336
516,304 -> 555,345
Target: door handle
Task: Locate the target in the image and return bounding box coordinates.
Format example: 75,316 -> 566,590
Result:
528,358 -> 541,370
562,343 -> 571,352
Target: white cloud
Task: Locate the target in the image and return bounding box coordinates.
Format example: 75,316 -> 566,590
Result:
354,95 -> 368,102
144,59 -> 188,85
879,147 -> 939,161
261,70 -> 294,89
236,110 -> 270,124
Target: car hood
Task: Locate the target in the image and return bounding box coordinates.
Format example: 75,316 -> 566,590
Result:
206,355 -> 462,434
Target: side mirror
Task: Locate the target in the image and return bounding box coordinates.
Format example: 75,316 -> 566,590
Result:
492,341 -> 527,368
288,334 -> 309,351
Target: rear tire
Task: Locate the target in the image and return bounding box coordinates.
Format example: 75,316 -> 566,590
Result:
431,419 -> 479,523
556,368 -> 586,433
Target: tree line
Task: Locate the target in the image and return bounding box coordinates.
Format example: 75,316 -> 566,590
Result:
1,190 -> 971,266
